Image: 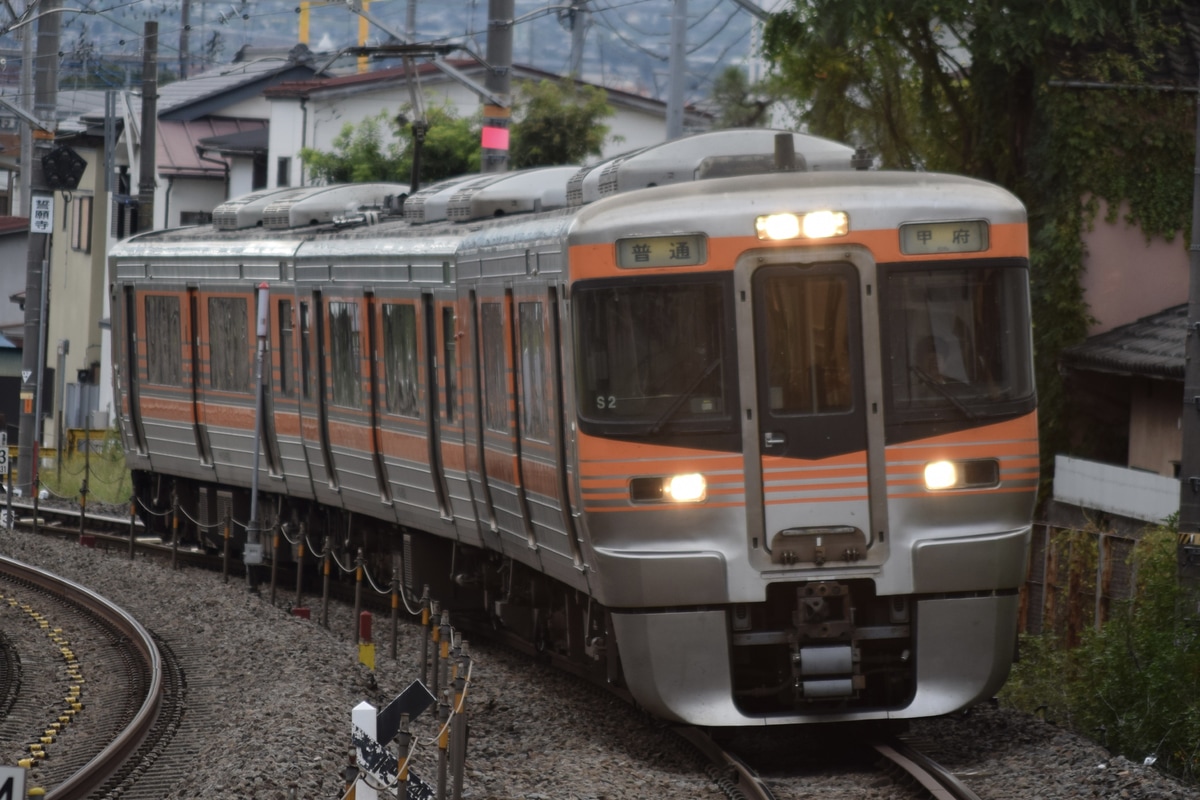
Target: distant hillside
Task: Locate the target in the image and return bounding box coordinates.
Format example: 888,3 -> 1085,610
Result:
0,0 -> 761,105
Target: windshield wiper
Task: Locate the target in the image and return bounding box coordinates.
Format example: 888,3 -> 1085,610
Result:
910,365 -> 978,421
648,357 -> 723,434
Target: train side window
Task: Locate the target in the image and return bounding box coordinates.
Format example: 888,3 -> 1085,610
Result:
382,303 -> 419,417
144,295 -> 182,386
208,296 -> 251,392
518,301 -> 549,441
481,302 -> 508,432
300,301 -> 312,400
329,301 -> 363,408
442,307 -> 458,424
278,299 -> 294,397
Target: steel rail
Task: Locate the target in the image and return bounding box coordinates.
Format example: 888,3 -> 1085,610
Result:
873,737 -> 983,800
0,554 -> 163,800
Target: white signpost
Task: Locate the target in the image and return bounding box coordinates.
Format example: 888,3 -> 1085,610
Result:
30,194 -> 52,234
0,766 -> 26,800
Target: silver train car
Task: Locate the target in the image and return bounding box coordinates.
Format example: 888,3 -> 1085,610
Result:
110,129 -> 1038,726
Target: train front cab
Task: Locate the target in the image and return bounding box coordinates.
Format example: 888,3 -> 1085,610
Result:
568,173 -> 1038,726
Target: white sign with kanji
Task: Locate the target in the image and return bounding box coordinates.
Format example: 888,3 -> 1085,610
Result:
30,194 -> 53,234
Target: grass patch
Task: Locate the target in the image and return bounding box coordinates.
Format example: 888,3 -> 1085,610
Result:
38,427 -> 132,506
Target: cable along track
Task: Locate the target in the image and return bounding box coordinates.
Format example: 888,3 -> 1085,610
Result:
0,554 -> 163,800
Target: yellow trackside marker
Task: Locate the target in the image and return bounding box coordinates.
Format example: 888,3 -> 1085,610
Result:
28,788 -> 46,797
59,715 -> 70,723
358,642 -> 375,671
18,758 -> 33,768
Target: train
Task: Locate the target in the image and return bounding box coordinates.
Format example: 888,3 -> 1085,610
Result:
109,128 -> 1038,726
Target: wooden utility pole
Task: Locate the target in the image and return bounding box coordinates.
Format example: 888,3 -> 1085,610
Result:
481,0 -> 512,174
138,21 -> 159,232
17,0 -> 61,496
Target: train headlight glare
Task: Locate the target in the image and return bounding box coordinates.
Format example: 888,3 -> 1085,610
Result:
924,461 -> 958,490
802,210 -> 848,239
755,211 -> 848,241
664,473 -> 706,503
756,213 -> 801,241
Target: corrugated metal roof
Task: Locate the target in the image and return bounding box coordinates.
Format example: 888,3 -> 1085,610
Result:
158,118 -> 268,177
1061,304 -> 1186,379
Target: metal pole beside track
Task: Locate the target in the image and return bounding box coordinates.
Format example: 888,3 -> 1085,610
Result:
171,492 -> 179,570
128,497 -> 136,559
451,641 -> 469,800
295,522 -> 305,608
353,548 -> 364,644
222,509 -> 231,583
321,535 -> 332,629
390,568 -> 399,660
269,528 -> 278,606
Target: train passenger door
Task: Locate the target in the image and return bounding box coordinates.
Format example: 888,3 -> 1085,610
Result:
187,288 -> 213,465
423,292 -> 451,518
119,286 -> 146,455
474,289 -> 537,555
751,262 -> 875,563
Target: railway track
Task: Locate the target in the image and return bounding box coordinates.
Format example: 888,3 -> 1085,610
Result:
677,725 -> 984,800
8,501 -> 987,800
0,554 -> 163,799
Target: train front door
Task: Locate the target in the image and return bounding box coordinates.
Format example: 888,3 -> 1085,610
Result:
750,261 -> 876,565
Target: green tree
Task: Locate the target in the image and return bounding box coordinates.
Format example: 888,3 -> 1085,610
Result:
763,1 -> 1193,478
301,104 -> 480,187
709,65 -> 773,129
509,79 -> 614,168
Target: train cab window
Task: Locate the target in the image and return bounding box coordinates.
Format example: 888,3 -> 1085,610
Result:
761,270 -> 854,415
278,299 -> 294,397
329,301 -> 363,408
208,297 -> 251,392
573,275 -> 736,438
382,303 -> 419,417
518,301 -> 549,442
144,295 -> 182,386
481,302 -> 508,432
882,262 -> 1034,435
443,308 -> 458,424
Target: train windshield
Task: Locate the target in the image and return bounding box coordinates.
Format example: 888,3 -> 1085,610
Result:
882,262 -> 1034,431
574,275 -> 737,436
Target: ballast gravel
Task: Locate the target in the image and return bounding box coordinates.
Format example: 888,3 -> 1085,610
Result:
1,528 -> 1198,800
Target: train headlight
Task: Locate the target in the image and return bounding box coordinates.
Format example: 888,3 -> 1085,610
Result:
664,473 -> 707,503
755,211 -> 848,241
924,461 -> 958,490
923,459 -> 1001,491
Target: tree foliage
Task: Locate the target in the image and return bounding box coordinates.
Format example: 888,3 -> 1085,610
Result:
300,104 -> 480,187
709,66 -> 773,129
508,79 -> 614,168
300,80 -> 614,186
763,0 -> 1194,475
1003,524 -> 1200,781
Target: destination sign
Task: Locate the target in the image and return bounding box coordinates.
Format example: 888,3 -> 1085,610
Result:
616,234 -> 707,268
899,220 -> 989,255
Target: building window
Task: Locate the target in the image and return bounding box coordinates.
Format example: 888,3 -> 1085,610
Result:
71,195 -> 92,253
277,156 -> 291,187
